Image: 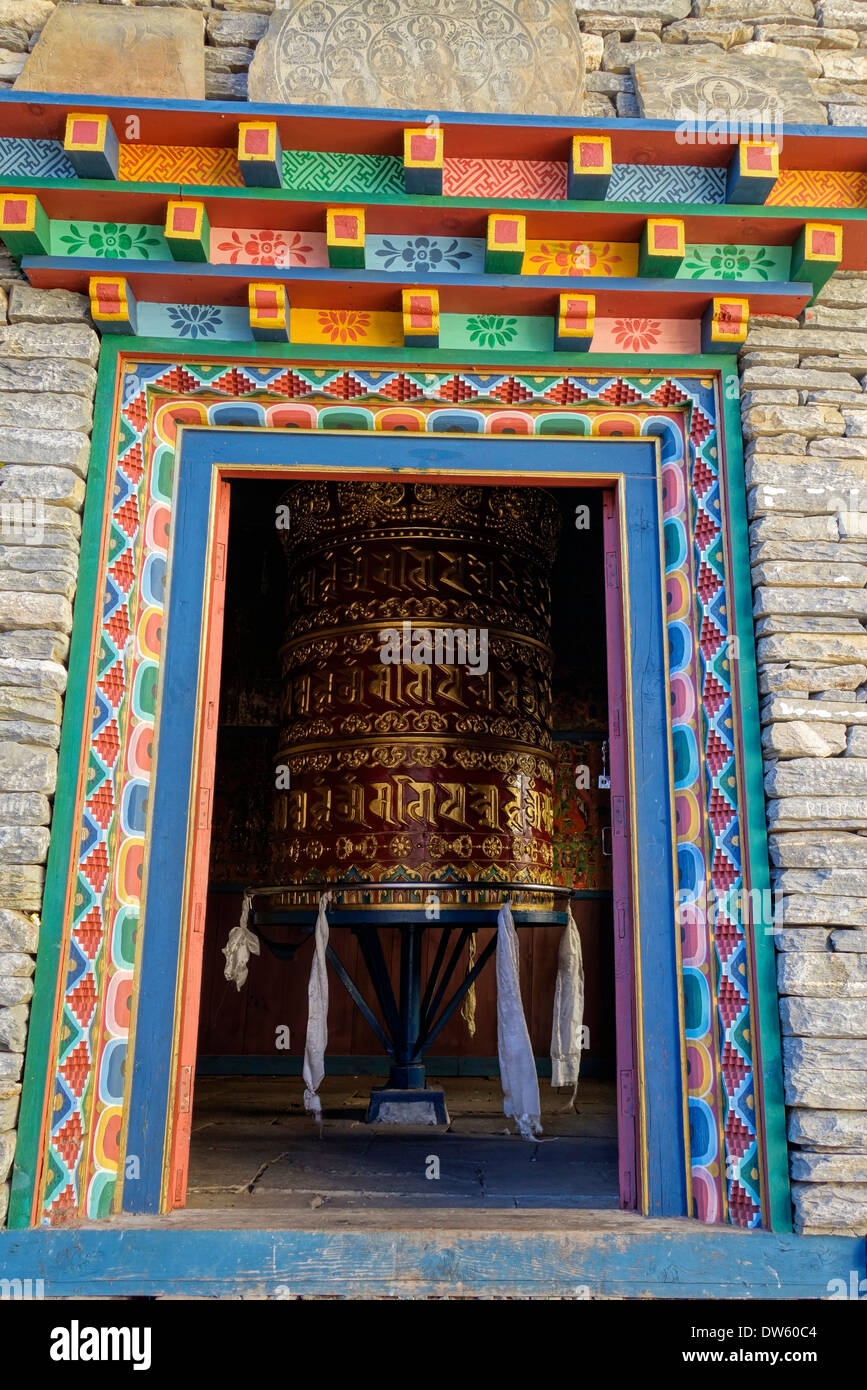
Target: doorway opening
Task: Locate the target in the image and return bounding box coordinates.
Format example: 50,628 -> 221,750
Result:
183,475 -> 627,1216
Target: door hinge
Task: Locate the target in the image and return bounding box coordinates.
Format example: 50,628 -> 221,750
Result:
214,542 -> 226,583
620,1068 -> 634,1118
605,551 -> 619,590
178,1064 -> 193,1114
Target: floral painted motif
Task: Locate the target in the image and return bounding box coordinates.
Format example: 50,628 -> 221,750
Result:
466,315 -> 519,347
611,318 -> 662,351
165,305 -> 224,339
528,241 -> 624,277
373,236 -> 473,274
59,222 -> 162,259
683,245 -> 778,280
317,310 -> 371,343
216,229 -> 313,266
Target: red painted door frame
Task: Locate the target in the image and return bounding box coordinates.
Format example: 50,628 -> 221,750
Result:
165,471 -> 640,1213
165,479 -> 231,1210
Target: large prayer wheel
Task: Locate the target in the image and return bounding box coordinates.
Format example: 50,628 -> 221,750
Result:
272,480 -> 561,921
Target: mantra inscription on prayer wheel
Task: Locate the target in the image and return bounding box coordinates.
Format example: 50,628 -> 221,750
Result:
273,481 -> 562,920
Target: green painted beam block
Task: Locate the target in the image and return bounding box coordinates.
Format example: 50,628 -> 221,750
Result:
485,214 -> 525,275
484,247 -> 524,274
790,222 -> 842,301
164,199 -> 211,263
326,242 -> 366,269
638,218 -> 685,278
326,205 -> 366,269
0,193 -> 50,256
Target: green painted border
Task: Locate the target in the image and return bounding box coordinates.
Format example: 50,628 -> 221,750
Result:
6,338 -> 122,1231
7,337 -> 789,1234
720,361 -> 792,1235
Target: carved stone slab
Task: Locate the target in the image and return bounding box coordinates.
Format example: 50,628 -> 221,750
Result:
633,49 -> 827,127
15,4 -> 206,101
248,0 -> 584,115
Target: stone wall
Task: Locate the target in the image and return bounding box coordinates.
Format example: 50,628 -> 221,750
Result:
0,0 -> 274,103
0,0 -> 865,1237
0,252 -> 97,1223
743,288 -> 867,1236
8,0 -> 867,114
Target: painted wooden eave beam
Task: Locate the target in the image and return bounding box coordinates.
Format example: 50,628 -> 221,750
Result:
21,256 -> 813,318
4,180 -> 867,269
4,89 -> 867,173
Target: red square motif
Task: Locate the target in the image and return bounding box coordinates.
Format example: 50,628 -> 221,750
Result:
745,145 -> 772,172
2,199 -> 28,226
72,120 -> 100,146
244,128 -> 269,155
410,133 -> 438,163
95,283 -> 121,310
578,142 -> 604,168
654,224 -> 679,250
333,214 -> 358,241
171,207 -> 197,233
811,229 -> 836,257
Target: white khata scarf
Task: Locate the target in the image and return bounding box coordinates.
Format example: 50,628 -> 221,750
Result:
303,892 -> 332,1121
496,901 -> 542,1140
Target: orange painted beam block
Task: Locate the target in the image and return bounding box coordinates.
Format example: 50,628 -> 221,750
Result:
249,281 -> 289,341
555,292 -> 595,350
402,287 -> 439,348
701,295 -> 749,351
89,274 -> 136,334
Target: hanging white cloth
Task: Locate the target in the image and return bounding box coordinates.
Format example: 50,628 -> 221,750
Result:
222,891 -> 260,990
551,916 -> 585,1109
496,901 -> 542,1139
303,892 -> 331,1121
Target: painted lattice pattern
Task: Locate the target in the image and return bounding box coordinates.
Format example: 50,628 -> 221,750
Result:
607,165 -> 726,205
40,363 -> 759,1229
282,150 -> 404,196
0,138 -> 75,180
443,159 -> 567,200
117,146 -> 244,187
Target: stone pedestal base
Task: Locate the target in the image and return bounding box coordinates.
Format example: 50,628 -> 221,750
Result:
366,1088 -> 450,1126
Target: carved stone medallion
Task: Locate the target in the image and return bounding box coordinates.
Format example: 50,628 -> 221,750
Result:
248,0 -> 584,115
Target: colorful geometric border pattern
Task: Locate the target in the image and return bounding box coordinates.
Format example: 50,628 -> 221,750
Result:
0,133 -> 864,210
40,361 -> 759,1230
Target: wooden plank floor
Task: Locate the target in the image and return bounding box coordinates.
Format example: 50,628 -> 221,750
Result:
182,1073 -> 620,1218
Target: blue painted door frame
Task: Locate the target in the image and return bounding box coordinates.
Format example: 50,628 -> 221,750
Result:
123,430 -> 686,1219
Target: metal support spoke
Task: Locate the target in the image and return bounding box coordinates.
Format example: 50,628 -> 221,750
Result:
420,927 -> 472,1037
353,926 -> 402,1046
324,943 -> 393,1055
417,933 -> 499,1053
393,925 -> 421,1075
419,925 -> 453,1026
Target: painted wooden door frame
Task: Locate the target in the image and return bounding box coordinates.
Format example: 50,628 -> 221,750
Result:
119,428 -> 685,1218
8,344 -> 791,1240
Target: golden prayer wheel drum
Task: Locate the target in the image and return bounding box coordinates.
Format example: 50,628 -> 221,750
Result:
273,480 -> 561,922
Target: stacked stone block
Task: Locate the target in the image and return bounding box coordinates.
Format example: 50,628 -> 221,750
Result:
742,283 -> 867,1235
9,1 -> 867,117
